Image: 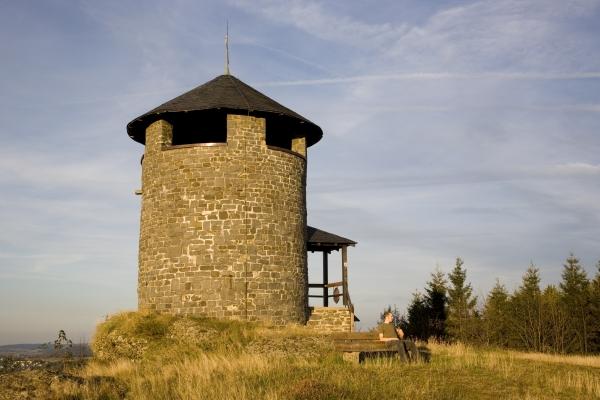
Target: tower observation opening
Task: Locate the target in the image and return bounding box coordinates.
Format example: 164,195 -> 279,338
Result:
170,110 -> 227,145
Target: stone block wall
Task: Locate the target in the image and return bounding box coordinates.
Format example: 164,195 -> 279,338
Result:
306,307 -> 354,333
138,114 -> 308,325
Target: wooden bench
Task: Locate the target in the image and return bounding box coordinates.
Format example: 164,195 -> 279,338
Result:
332,332 -> 418,363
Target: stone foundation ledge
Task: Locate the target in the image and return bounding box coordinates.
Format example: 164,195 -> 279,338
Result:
306,306 -> 354,333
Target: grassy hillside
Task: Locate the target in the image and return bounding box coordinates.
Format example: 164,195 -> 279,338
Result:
5,312 -> 600,399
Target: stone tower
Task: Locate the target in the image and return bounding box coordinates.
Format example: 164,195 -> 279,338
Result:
127,74 -> 323,325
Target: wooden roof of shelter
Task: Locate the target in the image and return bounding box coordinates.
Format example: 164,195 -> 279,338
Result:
127,74 -> 323,147
307,226 -> 356,252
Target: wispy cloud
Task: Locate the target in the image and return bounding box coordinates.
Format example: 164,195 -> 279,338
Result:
552,162 -> 600,176
258,71 -> 600,86
228,0 -> 408,50
388,0 -> 600,71
233,0 -> 600,76
0,147 -> 134,194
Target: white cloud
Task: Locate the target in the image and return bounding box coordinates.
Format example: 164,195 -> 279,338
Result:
229,0 -> 408,50
388,0 -> 600,71
258,72 -> 600,86
232,0 -> 600,74
0,148 -> 133,194
553,162 -> 600,176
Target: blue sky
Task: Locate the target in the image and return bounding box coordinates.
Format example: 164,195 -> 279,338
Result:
1,0 -> 599,345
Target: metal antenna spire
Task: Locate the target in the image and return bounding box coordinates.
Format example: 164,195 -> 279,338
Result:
225,20 -> 230,75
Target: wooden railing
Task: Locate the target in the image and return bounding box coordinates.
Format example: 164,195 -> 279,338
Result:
307,245 -> 354,313
308,280 -> 354,312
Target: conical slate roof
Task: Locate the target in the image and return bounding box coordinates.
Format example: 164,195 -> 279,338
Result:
127,74 -> 323,146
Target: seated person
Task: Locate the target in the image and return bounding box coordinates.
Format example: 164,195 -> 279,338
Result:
378,311 -> 405,341
377,311 -> 417,362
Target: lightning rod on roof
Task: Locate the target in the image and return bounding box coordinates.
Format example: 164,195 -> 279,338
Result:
225,20 -> 230,75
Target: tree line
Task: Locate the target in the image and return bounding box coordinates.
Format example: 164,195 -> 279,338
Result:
384,254 -> 600,354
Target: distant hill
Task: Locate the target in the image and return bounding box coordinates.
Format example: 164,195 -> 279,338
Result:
0,343 -> 91,358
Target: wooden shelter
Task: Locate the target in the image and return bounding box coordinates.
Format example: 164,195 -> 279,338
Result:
307,226 -> 357,315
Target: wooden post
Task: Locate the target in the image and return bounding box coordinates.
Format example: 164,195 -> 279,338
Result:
323,251 -> 329,307
342,246 -> 348,306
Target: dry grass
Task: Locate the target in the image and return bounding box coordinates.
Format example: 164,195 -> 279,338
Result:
53,353 -> 296,399
427,340 -> 600,399
11,313 -> 600,400
60,344 -> 600,399
509,350 -> 600,368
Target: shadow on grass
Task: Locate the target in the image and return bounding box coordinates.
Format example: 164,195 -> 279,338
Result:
418,344 -> 432,363
290,378 -> 350,400
360,344 -> 431,364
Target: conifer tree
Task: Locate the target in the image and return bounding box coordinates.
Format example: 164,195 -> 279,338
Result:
482,280 -> 510,347
589,261 -> 600,353
510,264 -> 543,351
405,292 -> 429,340
560,253 -> 591,353
425,268 -> 448,340
541,285 -> 568,353
446,258 -> 477,342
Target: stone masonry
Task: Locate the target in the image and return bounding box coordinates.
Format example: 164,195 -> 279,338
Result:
306,307 -> 354,333
138,114 -> 308,325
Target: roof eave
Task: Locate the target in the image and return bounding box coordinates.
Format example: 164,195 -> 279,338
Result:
126,109 -> 323,146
